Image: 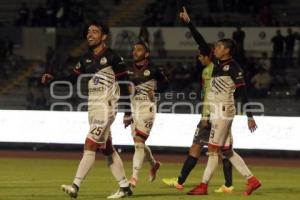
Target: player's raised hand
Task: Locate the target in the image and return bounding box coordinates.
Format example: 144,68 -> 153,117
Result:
248,118 -> 257,133
179,6 -> 191,23
41,73 -> 54,84
123,114 -> 133,128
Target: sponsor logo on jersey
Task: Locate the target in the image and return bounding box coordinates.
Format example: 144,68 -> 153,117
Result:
85,59 -> 92,63
100,57 -> 107,65
223,65 -> 230,71
144,69 -> 150,76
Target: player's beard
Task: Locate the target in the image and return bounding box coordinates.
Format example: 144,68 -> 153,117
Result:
134,55 -> 146,64
88,40 -> 103,50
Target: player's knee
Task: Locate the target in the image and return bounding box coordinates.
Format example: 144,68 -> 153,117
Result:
84,138 -> 99,151
208,144 -> 220,156
133,136 -> 146,143
189,144 -> 201,157
101,138 -> 115,156
221,148 -> 233,159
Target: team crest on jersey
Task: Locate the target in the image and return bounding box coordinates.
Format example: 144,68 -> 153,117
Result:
100,57 -> 107,65
223,65 -> 230,71
144,69 -> 150,76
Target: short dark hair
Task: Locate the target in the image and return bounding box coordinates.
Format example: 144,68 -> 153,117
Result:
135,41 -> 150,52
218,38 -> 236,55
88,21 -> 110,35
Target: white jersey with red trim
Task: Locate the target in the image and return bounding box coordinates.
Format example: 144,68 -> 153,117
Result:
129,62 -> 167,114
73,48 -> 129,113
87,66 -> 120,112
208,59 -> 246,105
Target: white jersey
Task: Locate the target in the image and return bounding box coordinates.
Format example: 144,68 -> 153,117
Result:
208,59 -> 246,106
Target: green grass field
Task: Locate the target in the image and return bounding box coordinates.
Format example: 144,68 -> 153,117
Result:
0,158 -> 299,200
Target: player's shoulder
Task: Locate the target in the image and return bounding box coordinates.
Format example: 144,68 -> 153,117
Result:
105,48 -> 123,62
79,50 -> 93,63
228,59 -> 243,72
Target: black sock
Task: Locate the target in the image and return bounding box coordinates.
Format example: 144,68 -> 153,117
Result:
178,155 -> 198,185
222,158 -> 233,187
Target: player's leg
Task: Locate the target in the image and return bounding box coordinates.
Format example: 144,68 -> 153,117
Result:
102,136 -> 132,199
215,129 -> 234,193
61,110 -> 108,198
144,144 -> 155,166
162,119 -> 209,190
61,138 -> 98,198
131,133 -> 146,187
145,144 -> 161,182
187,113 -> 232,195
222,146 -> 261,195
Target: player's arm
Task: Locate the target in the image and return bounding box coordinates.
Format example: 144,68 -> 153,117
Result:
111,54 -> 132,127
41,61 -> 83,85
180,7 -> 211,55
229,65 -> 257,133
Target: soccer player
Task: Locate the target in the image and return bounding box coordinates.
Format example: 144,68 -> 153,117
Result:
162,50 -> 234,193
126,41 -> 168,187
179,7 -> 261,196
41,22 -> 133,199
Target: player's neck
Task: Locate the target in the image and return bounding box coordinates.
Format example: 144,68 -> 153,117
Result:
219,55 -> 232,62
93,43 -> 107,56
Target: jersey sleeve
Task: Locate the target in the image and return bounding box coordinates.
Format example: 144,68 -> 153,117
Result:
110,53 -> 132,115
186,21 -> 211,56
111,54 -> 129,80
228,64 -> 246,88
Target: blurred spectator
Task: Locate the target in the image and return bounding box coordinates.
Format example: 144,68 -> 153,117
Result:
171,64 -> 192,92
244,56 -> 259,82
153,29 -> 166,58
232,26 -> 246,64
16,2 -> 30,26
271,30 -> 285,67
32,4 -> 46,26
138,26 -> 149,44
161,0 -> 177,26
258,52 -> 271,72
46,46 -> 55,69
251,68 -> 272,97
284,28 -> 296,66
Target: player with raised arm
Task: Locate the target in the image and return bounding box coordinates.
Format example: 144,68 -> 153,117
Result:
179,7 -> 261,196
126,41 -> 168,188
41,22 -> 133,199
162,49 -> 234,193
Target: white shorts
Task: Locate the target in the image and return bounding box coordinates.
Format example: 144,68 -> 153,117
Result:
209,104 -> 235,147
131,103 -> 156,141
87,104 -> 117,145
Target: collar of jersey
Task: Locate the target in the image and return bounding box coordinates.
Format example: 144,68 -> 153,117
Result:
92,46 -> 108,59
218,58 -> 232,66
